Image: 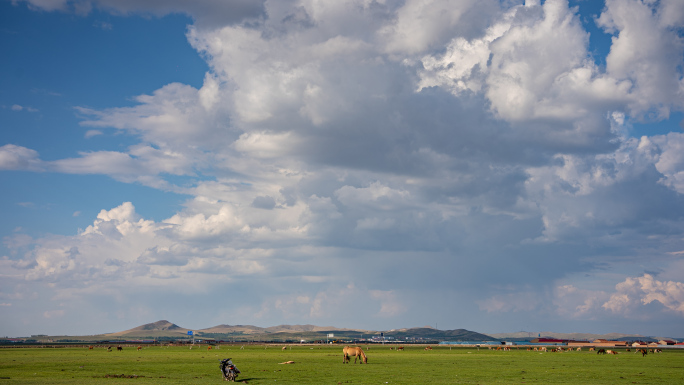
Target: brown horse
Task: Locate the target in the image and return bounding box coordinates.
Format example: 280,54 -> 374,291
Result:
343,346 -> 367,364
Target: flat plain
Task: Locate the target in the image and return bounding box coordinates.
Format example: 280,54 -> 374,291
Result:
1,344 -> 682,384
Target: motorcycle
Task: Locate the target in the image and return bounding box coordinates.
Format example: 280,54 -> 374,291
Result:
219,358 -> 240,381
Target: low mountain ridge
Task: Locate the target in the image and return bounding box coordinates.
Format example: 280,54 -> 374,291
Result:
106,320 -> 189,337
102,320 -> 493,342
81,321 -> 679,343
197,324 -> 370,335
387,327 -> 496,341
487,331 -> 649,341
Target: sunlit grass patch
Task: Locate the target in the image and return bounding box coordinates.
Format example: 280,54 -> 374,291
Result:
0,344 -> 681,384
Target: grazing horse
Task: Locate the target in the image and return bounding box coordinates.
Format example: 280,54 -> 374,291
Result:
425,346 -> 433,351
282,346 -> 287,351
117,346 -> 123,351
137,346 -> 142,351
207,346 -> 212,351
638,349 -> 648,357
343,346 -> 367,364
597,349 -> 606,354
397,346 -> 404,351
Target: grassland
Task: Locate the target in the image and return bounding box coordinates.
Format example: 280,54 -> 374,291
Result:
1,344 -> 682,384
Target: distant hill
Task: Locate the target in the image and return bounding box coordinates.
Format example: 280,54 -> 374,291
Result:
94,321 -> 491,342
20,321 -> 679,343
197,324 -> 267,334
198,324 -> 370,335
263,324 -> 368,333
105,320 -> 189,337
385,327 -> 496,341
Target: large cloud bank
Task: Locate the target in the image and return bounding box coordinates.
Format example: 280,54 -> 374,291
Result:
2,0 -> 684,336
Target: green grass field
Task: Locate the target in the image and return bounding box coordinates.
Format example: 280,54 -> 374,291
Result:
1,344 -> 682,384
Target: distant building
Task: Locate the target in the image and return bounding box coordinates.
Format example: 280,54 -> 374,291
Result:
531,338 -> 569,344
566,339 -> 627,348
632,341 -> 658,348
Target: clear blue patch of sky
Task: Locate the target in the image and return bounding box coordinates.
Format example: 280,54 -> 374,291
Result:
0,1 -> 209,161
0,2 -> 209,255
569,0 -> 612,69
630,111 -> 684,138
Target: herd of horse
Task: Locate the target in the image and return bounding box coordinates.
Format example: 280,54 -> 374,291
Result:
596,348 -> 661,356
86,344 -> 664,364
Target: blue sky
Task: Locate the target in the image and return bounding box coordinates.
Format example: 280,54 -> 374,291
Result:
2,0 -> 684,338
0,4 -> 209,243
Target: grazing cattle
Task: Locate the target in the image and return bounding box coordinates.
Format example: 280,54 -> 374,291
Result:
638,349 -> 648,357
597,349 -> 606,354
117,346 -> 123,351
107,346 -> 112,351
425,346 -> 433,350
343,346 -> 367,364
606,350 -> 618,355
397,346 -> 404,351
576,347 -> 581,351
88,346 -> 93,350
207,346 -> 212,351
589,347 -> 595,351
540,347 -> 547,352
137,346 -> 142,351
654,349 -> 662,353
282,346 -> 287,351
